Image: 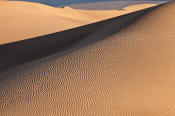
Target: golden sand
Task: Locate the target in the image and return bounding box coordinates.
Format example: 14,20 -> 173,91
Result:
1,1 -> 175,116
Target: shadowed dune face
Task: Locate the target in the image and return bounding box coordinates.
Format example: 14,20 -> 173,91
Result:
1,1 -> 175,116
0,1 -> 156,45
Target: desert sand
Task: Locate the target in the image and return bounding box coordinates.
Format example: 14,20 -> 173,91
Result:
1,1 -> 175,116
0,1 -> 156,44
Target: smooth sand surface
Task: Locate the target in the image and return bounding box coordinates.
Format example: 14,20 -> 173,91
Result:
1,1 -> 175,116
0,1 -> 156,44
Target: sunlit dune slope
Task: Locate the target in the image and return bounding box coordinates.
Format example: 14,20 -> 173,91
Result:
1,1 -> 175,116
0,1 -> 124,44
0,1 -> 156,44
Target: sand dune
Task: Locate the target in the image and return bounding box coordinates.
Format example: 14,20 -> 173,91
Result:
0,1 -> 156,44
1,1 -> 175,116
0,5 -> 155,74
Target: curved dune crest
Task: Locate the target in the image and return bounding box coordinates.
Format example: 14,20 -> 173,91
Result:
1,1 -> 175,116
0,1 -> 155,44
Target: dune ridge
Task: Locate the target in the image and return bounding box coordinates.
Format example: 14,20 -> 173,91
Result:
1,1 -> 175,116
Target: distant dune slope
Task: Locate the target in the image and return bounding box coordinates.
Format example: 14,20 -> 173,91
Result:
8,0 -> 168,6
0,1 -> 155,44
1,1 -> 175,116
68,1 -> 166,10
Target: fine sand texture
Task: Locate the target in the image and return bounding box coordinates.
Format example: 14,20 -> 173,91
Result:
1,1 -> 175,116
0,1 -> 156,44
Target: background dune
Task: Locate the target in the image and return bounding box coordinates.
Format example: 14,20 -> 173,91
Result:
1,1 -> 175,116
67,1 -> 166,10
0,1 -> 156,44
